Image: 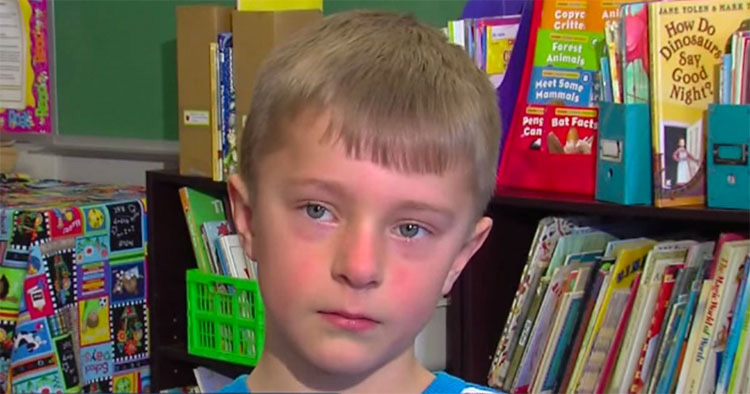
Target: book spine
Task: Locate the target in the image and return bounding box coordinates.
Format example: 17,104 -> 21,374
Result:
179,188 -> 210,273
729,255 -> 750,393
717,254 -> 750,394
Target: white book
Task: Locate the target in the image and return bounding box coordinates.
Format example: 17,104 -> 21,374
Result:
693,241 -> 750,394
676,279 -> 713,394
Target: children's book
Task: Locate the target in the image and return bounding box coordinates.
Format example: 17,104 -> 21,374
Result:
533,29 -> 603,70
559,267 -> 607,393
201,220 -> 230,275
687,240 -> 750,394
620,3 -> 650,104
648,0 -> 750,207
568,240 -> 654,393
527,67 -> 597,107
489,217 -> 581,389
730,254 -> 750,393
178,187 -> 227,273
675,279 -> 713,394
717,253 -> 750,394
586,0 -> 641,34
209,42 -> 222,181
542,106 -> 598,156
218,32 -> 237,179
507,279 -> 549,390
648,294 -> 688,394
540,0 -> 587,31
594,272 -> 640,394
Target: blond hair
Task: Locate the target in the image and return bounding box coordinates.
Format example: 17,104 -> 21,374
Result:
240,10 -> 500,212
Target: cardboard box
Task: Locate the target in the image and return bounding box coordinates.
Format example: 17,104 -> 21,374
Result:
232,10 -> 322,129
177,6 -> 232,178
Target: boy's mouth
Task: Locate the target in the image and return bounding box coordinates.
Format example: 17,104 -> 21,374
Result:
318,310 -> 380,332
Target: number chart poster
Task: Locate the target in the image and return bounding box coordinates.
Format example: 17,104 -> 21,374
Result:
0,0 -> 51,134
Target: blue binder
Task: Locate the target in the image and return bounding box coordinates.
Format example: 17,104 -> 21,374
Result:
596,102 -> 652,205
707,104 -> 750,210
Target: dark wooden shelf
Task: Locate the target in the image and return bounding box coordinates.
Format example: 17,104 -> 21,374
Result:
493,187 -> 749,224
148,169 -> 227,193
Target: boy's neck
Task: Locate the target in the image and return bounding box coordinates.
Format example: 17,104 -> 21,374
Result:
247,345 -> 435,393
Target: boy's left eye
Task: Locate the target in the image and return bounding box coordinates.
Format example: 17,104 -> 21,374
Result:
396,223 -> 428,239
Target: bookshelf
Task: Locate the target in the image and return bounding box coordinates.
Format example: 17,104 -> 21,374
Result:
146,169 -> 749,389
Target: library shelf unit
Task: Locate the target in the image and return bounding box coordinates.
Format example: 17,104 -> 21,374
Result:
146,169 -> 750,389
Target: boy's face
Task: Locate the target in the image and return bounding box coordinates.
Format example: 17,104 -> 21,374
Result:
229,109 -> 492,377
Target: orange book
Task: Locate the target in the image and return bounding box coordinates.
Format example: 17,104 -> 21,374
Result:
586,0 -> 642,33
541,0 -> 588,31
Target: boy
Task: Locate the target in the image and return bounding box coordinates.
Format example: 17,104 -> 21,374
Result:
222,9 -> 501,393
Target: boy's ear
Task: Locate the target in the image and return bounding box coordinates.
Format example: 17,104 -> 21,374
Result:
227,174 -> 255,260
441,216 -> 493,295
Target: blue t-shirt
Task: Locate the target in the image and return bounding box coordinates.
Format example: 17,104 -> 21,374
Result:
217,372 -> 499,393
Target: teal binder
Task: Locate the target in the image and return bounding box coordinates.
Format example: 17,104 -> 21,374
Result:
707,104 -> 750,210
596,102 -> 652,205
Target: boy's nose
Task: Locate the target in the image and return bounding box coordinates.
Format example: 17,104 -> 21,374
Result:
331,222 -> 384,290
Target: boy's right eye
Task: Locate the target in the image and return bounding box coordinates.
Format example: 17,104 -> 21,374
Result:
304,203 -> 332,221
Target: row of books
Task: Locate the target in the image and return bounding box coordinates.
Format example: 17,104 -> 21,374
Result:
488,217 -> 750,394
209,33 -> 239,182
178,186 -> 257,280
719,32 -> 750,105
600,4 -> 749,106
443,15 -> 522,88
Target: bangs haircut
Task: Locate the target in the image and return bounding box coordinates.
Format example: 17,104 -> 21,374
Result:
240,10 -> 501,213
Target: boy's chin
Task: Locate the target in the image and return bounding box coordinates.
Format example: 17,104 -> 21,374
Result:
302,342 -> 391,376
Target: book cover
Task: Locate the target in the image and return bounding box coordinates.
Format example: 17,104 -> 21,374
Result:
218,32 -> 236,179
478,15 -> 522,87
657,278 -> 703,394
0,0 -> 52,134
542,106 -> 598,156
675,279 -> 713,394
629,264 -> 681,394
586,0 -> 641,33
201,220 -> 230,275
506,279 -> 549,390
527,67 -> 597,107
620,3 -> 650,104
594,272 -> 641,394
559,267 -> 606,393
717,253 -> 750,394
687,240 -> 750,394
209,42 -> 221,181
569,240 -> 654,393
540,0 -> 587,31
648,0 -> 750,207
533,29 -> 604,70
729,254 -> 750,393
178,187 -> 227,273
489,217 -> 579,389
649,295 -> 688,394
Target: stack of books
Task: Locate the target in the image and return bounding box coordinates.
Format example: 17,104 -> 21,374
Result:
488,216 -> 750,394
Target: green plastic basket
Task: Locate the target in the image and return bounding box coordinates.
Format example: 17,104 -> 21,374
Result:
186,269 -> 265,366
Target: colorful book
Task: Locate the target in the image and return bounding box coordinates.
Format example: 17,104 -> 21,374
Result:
542,106 -> 598,156
729,255 -> 750,393
620,3 -> 650,104
533,29 -> 604,70
218,32 -> 236,179
201,220 -> 230,275
527,67 -> 597,107
540,0 -> 587,31
648,0 -> 749,207
586,0 -> 640,33
676,279 -> 714,394
209,42 -> 222,181
178,187 -> 227,273
717,253 -> 750,394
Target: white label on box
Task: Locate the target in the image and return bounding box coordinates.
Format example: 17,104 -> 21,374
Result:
183,110 -> 210,126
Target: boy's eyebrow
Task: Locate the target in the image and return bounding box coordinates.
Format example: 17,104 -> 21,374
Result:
393,200 -> 456,223
286,178 -> 351,200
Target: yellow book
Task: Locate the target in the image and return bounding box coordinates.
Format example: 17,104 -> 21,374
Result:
569,239 -> 656,392
648,0 -> 749,207
237,0 -> 321,11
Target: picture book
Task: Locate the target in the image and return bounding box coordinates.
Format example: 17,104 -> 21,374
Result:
218,32 -> 237,179
209,42 -> 222,181
569,240 -> 654,393
675,279 -> 713,394
542,106 -> 598,156
533,29 -> 604,70
717,253 -> 750,394
540,0 -> 587,31
620,3 -> 650,104
0,0 -> 51,134
489,217 -> 580,389
527,67 -> 597,107
560,267 -> 607,393
687,240 -> 750,394
178,187 -> 227,273
506,279 -> 549,389
586,0 -> 642,33
201,220 -> 230,275
648,0 -> 750,207
729,254 -> 750,393
648,293 -> 688,394
479,16 -> 522,87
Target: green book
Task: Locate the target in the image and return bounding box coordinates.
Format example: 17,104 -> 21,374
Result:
179,187 -> 227,273
534,29 -> 604,71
